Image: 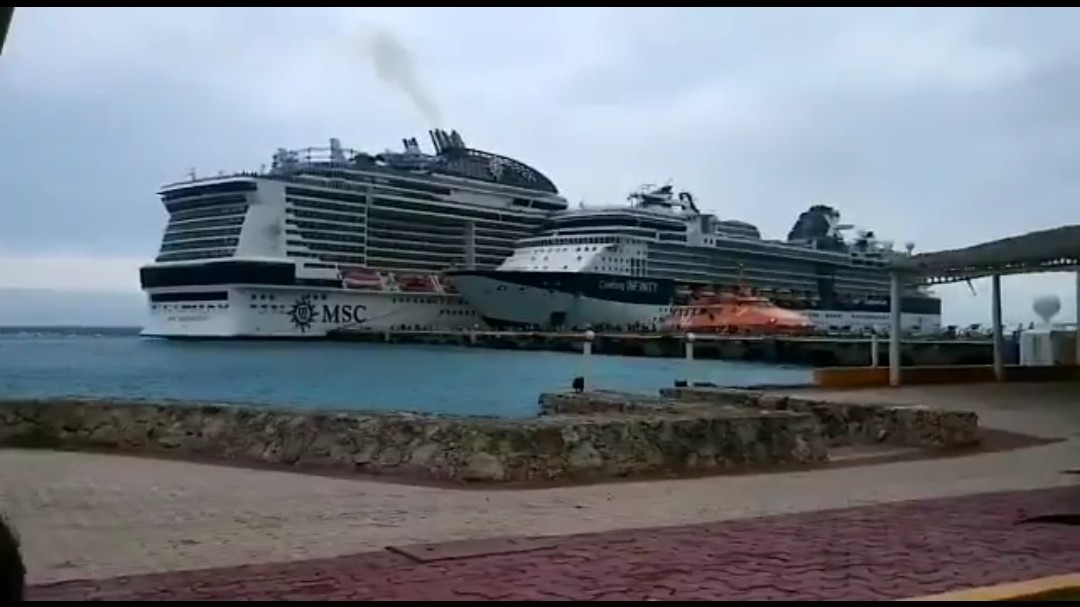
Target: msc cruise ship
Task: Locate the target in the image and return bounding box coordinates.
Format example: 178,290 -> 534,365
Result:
140,129 -> 567,338
448,184 -> 942,333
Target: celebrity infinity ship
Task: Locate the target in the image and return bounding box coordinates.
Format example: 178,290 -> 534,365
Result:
140,129 -> 567,338
448,184 -> 942,333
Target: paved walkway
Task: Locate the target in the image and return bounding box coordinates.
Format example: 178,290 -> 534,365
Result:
1,382 -> 1077,599
29,486 -> 1080,601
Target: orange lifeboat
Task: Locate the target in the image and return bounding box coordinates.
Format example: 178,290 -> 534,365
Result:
341,268 -> 384,291
397,273 -> 439,293
664,291 -> 814,335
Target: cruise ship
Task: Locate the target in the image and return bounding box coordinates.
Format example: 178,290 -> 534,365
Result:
140,129 -> 567,338
447,184 -> 942,333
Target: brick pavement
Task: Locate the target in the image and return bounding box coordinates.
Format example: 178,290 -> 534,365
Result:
3,436 -> 1076,586
3,382 -> 1079,597
29,485 -> 1080,601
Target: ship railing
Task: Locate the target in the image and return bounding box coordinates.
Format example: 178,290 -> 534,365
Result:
159,146 -> 367,190
552,206 -> 688,221
160,170 -> 264,190
161,169 -> 374,195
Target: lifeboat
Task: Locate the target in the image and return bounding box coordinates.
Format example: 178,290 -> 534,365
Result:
341,268 -> 385,291
664,292 -> 814,335
436,275 -> 459,294
397,273 -> 439,293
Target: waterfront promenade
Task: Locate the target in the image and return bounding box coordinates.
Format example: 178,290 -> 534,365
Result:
1,382 -> 1077,600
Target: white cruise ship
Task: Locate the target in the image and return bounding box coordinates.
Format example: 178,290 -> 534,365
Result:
140,130 -> 567,338
447,184 -> 942,333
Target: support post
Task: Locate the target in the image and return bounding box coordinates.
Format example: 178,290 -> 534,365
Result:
1075,270 -> 1080,366
889,272 -> 902,386
991,273 -> 1005,381
685,332 -> 696,384
582,329 -> 595,391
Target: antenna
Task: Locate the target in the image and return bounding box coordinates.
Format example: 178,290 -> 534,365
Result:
823,212 -> 839,237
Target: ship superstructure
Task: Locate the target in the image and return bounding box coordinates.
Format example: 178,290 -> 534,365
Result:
140,130 -> 567,338
448,184 -> 941,333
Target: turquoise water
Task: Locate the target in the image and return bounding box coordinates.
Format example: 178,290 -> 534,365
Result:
0,327 -> 811,417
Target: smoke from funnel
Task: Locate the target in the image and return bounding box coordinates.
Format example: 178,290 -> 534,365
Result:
358,24 -> 443,128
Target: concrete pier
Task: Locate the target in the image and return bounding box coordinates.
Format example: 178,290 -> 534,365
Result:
327,329 -> 1012,368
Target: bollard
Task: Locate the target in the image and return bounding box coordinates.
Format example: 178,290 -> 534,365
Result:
582,329 -> 595,392
870,333 -> 879,368
684,332 -> 696,384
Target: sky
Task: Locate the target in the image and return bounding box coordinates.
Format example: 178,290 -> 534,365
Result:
0,7 -> 1078,327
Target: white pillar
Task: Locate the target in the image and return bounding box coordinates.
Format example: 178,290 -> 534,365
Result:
870,333 -> 879,368
582,329 -> 595,391
889,272 -> 902,386
1075,270 -> 1080,366
685,332 -> 696,384
991,273 -> 1005,381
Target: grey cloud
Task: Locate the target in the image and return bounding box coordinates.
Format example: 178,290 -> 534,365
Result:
1,7 -> 1078,325
0,288 -> 144,327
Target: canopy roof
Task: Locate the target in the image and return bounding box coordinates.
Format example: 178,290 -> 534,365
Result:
892,224 -> 1080,284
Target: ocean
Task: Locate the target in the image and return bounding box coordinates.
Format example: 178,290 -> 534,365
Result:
0,327 -> 812,418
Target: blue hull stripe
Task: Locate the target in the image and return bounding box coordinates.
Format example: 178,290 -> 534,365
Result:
448,270 -> 941,315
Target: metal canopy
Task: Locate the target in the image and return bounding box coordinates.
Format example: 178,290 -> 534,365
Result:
0,7 -> 13,57
891,224 -> 1080,285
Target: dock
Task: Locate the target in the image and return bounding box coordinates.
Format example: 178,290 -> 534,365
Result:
327,329 -> 1011,367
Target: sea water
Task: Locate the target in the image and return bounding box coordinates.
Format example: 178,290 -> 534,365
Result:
0,327 -> 811,418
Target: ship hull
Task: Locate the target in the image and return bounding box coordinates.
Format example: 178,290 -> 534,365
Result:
446,270 -> 677,330
448,270 -> 941,333
142,286 -> 482,339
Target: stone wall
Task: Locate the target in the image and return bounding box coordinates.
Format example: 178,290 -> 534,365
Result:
660,387 -> 980,449
0,398 -> 827,484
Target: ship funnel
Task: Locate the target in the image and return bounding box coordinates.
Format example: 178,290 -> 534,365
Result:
450,130 -> 465,148
329,138 -> 345,162
428,129 -> 442,154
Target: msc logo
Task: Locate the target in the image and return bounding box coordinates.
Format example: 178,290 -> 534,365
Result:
286,295 -> 369,332
287,295 -> 319,332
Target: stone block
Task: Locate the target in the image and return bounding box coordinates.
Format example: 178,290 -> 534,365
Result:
660,386 -> 763,406
0,397 -> 829,484
660,388 -> 979,449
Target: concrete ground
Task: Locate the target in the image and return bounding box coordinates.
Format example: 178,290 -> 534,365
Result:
2,382 -> 1078,600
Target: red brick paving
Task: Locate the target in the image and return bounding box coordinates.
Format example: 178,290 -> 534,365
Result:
30,485 -> 1080,601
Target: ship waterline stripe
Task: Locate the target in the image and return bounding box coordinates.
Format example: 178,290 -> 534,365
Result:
447,270 -> 940,315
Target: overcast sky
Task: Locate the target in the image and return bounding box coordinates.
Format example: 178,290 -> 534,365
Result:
1,7 -> 1078,327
